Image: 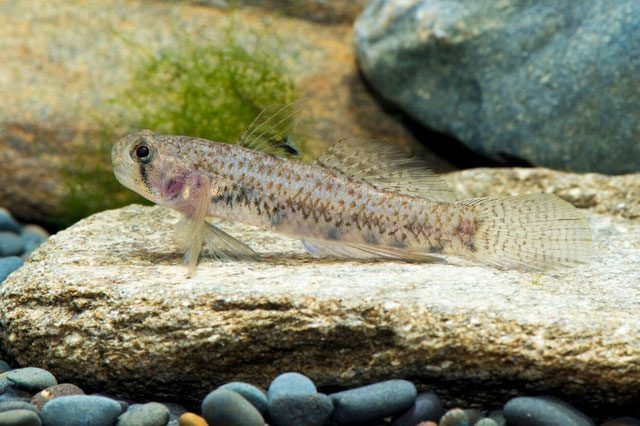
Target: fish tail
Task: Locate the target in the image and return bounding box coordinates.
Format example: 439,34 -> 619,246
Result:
458,194 -> 592,271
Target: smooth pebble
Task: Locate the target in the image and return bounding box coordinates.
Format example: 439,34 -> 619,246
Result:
0,209 -> 21,234
116,402 -> 170,426
0,232 -> 24,257
392,392 -> 444,426
0,256 -> 24,283
0,409 -> 42,426
440,408 -> 471,426
219,382 -> 268,413
40,395 -> 123,426
330,379 -> 417,424
201,389 -> 263,426
0,361 -> 10,372
268,372 -> 316,401
503,396 -> 595,426
178,412 -> 207,426
268,393 -> 333,426
4,368 -> 57,391
488,409 -> 507,426
476,419 -> 500,426
31,383 -> 85,411
0,401 -> 38,413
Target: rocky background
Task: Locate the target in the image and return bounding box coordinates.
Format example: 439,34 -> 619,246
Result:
1,0 -> 639,425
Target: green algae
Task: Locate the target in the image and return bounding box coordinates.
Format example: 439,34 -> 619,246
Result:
58,32 -> 298,228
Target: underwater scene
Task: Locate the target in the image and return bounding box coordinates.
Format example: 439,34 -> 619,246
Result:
0,1 -> 639,425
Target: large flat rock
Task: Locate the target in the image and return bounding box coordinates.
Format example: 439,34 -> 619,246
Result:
1,199 -> 639,414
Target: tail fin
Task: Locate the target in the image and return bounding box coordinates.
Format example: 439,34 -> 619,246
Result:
458,194 -> 592,271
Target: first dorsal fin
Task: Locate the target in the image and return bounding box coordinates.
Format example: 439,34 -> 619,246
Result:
316,138 -> 456,202
238,101 -> 302,157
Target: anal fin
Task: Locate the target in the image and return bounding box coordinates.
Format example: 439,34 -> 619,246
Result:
302,239 -> 445,263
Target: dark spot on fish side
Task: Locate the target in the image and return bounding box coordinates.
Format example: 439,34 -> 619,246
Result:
391,239 -> 406,249
363,233 -> 378,245
327,228 -> 340,240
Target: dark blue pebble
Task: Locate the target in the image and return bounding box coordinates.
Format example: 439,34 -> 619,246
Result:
0,409 -> 42,426
601,418 -> 640,426
330,379 -> 417,424
268,393 -> 333,426
0,257 -> 25,283
201,389 -> 264,426
0,360 -> 10,372
219,382 -> 268,414
0,233 -> 24,257
40,395 -> 123,426
0,384 -> 33,403
503,396 -> 595,426
4,368 -> 57,391
392,392 -> 444,426
115,402 -> 169,426
0,210 -> 21,234
0,400 -> 38,413
268,372 -> 316,401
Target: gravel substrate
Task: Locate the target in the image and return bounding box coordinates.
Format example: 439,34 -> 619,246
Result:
0,361 -> 638,426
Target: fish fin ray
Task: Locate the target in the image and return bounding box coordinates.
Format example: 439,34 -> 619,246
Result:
458,194 -> 592,271
302,238 -> 445,263
238,101 -> 303,157
316,138 -> 455,202
202,221 -> 260,260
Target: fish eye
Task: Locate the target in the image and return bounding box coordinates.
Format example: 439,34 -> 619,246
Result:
131,141 -> 154,163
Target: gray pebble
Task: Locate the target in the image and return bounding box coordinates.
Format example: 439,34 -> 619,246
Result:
159,402 -> 185,426
503,396 -> 594,426
40,395 -> 123,426
0,409 -> 41,426
392,392 -> 444,426
268,393 -> 333,426
116,402 -> 169,426
330,379 -> 417,424
0,256 -> 24,284
0,401 -> 38,413
219,382 -> 268,414
4,368 -> 57,391
268,372 -> 316,401
0,232 -> 24,257
0,209 -> 21,234
0,361 -> 10,373
201,389 -> 263,426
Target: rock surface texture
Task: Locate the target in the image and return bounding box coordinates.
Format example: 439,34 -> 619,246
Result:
1,169 -> 640,415
355,0 -> 640,174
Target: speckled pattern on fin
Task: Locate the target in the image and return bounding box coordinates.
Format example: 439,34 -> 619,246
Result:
238,102 -> 302,157
316,138 -> 456,202
302,239 -> 446,263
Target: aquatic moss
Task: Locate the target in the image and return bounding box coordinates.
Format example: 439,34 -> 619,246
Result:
58,32 -> 297,228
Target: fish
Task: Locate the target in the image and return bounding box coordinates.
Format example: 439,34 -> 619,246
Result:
111,105 -> 592,275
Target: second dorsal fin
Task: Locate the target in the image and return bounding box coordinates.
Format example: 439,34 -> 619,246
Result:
316,138 -> 456,202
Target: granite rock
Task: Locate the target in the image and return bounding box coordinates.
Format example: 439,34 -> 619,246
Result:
0,201 -> 639,416
355,0 -> 640,174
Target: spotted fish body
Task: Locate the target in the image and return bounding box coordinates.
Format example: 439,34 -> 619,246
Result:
112,114 -> 591,274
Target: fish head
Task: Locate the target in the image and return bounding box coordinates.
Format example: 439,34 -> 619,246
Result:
112,130 -> 195,208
